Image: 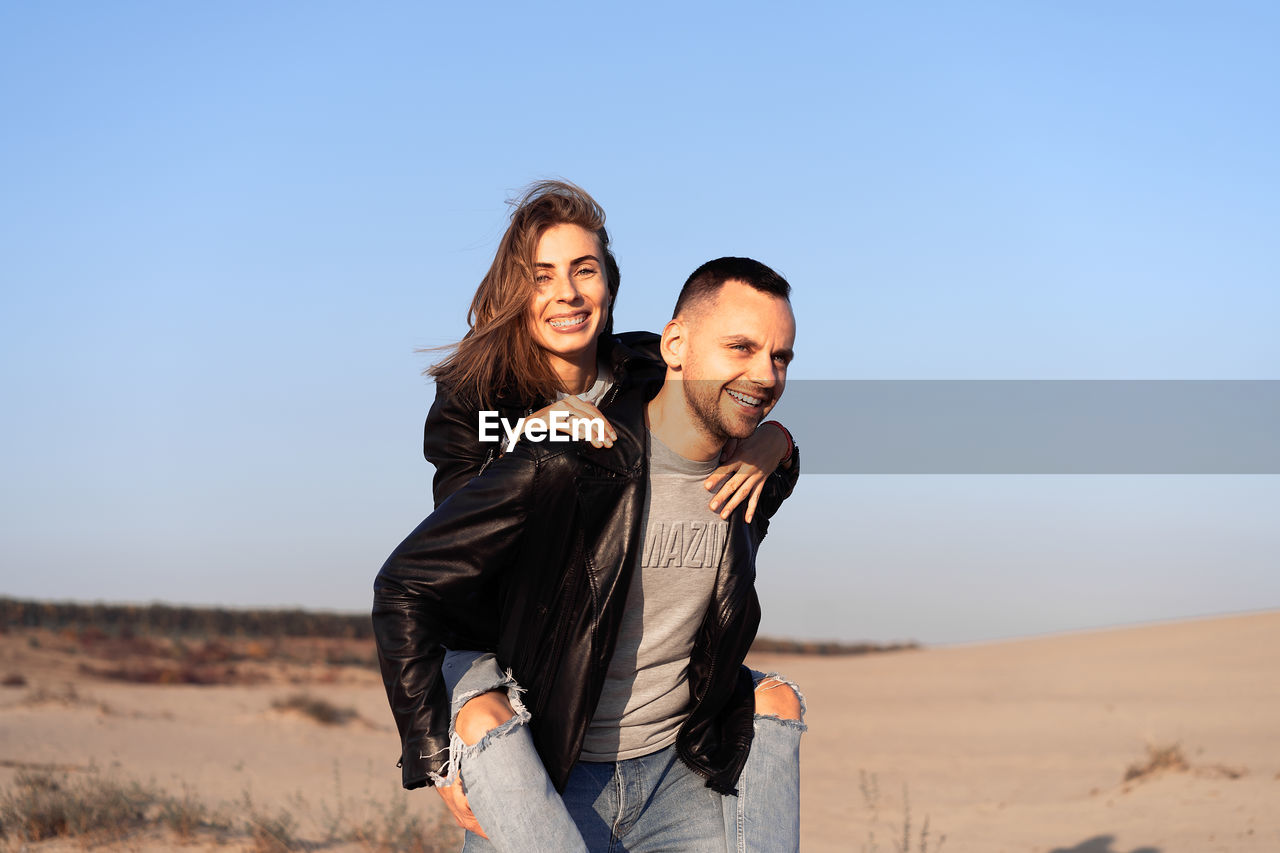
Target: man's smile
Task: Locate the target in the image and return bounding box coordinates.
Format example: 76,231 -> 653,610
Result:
725,387 -> 768,410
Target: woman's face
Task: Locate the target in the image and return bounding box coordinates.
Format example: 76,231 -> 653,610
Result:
527,223 -> 611,373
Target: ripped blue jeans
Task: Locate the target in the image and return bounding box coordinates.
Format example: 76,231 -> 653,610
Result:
440,650 -> 805,853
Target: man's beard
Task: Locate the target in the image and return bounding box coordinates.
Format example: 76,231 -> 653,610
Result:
681,379 -> 763,445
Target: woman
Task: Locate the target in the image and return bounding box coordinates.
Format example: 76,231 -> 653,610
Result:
417,181 -> 802,851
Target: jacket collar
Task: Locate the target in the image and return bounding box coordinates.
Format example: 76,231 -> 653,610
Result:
492,332 -> 663,412
571,376 -> 663,478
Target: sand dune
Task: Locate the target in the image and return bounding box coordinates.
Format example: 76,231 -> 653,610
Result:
753,610 -> 1280,853
2,611 -> 1277,851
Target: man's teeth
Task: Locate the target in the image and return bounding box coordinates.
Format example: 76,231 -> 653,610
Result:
726,389 -> 763,407
549,315 -> 588,329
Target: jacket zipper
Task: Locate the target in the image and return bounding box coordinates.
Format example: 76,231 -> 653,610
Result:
674,574 -> 744,784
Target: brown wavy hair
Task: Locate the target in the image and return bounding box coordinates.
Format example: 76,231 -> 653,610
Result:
428,180 -> 621,408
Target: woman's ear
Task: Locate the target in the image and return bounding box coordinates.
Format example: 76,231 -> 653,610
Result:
660,318 -> 686,370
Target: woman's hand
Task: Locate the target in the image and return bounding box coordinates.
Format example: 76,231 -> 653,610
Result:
528,398 -> 617,449
704,422 -> 792,523
436,782 -> 488,839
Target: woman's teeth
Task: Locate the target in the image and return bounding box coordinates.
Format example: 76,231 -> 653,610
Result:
549,314 -> 588,329
726,389 -> 763,407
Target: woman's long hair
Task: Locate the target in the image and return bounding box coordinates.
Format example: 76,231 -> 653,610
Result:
429,180 -> 621,408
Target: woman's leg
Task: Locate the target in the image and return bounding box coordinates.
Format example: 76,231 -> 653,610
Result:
722,669 -> 807,853
440,650 -> 588,853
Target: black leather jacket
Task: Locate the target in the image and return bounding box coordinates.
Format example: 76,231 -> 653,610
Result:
422,332 -> 664,508
374,337 -> 799,795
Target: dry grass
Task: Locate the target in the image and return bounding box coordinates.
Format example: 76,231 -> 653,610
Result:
0,769 -> 207,844
859,770 -> 946,853
0,768 -> 460,851
19,681 -> 114,714
78,659 -> 269,686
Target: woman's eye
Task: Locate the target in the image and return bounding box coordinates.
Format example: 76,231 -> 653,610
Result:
576,267 -> 597,277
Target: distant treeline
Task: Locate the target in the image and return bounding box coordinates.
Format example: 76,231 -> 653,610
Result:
750,637 -> 920,656
0,597 -> 372,639
0,597 -> 918,655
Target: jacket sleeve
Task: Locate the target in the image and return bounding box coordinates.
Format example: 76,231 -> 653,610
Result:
751,444 -> 800,539
422,384 -> 493,508
371,450 -> 537,788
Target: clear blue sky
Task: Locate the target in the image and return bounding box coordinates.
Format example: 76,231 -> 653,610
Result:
2,2 -> 1277,643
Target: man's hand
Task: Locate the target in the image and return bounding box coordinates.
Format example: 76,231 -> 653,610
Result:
528,398 -> 617,449
704,422 -> 792,522
436,782 -> 488,839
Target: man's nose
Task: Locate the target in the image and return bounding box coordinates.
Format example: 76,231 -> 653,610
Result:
746,351 -> 780,388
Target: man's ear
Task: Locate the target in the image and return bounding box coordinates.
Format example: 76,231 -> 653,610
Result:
660,317 -> 688,370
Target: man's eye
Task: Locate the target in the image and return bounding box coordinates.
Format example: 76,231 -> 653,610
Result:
731,344 -> 750,352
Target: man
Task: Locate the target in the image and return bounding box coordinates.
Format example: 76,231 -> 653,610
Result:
373,257 -> 803,852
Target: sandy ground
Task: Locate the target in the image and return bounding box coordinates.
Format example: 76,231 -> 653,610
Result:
759,609 -> 1280,853
2,610 -> 1277,852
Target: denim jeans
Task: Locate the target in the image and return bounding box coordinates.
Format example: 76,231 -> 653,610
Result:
442,650 -> 804,853
442,650 -> 587,853
722,671 -> 807,853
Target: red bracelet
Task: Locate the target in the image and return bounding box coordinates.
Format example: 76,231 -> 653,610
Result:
764,421 -> 794,465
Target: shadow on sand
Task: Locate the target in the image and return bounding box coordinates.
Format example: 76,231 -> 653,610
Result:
1050,835 -> 1160,853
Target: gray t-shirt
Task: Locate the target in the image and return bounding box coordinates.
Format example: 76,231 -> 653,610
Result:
580,431 -> 727,761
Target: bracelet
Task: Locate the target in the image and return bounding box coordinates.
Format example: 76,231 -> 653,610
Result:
763,420 -> 795,466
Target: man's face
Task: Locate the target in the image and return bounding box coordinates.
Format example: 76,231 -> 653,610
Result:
675,279 -> 796,443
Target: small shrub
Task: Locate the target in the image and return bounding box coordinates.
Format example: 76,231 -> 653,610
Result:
1124,742 -> 1190,782
272,693 -> 358,725
2,673 -> 26,687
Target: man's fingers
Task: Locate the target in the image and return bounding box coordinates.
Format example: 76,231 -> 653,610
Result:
711,470 -> 752,514
715,477 -> 749,518
744,481 -> 763,524
704,465 -> 736,497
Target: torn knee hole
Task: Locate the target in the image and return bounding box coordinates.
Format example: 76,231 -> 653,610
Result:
754,678 -> 803,720
455,689 -> 518,746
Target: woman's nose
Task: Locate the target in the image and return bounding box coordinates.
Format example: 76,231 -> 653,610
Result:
551,273 -> 581,302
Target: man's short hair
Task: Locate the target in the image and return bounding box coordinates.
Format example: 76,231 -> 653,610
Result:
672,257 -> 792,319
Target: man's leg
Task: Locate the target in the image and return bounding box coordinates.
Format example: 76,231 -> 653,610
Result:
723,670 -> 807,853
439,651 -> 588,853
560,745 -> 725,853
